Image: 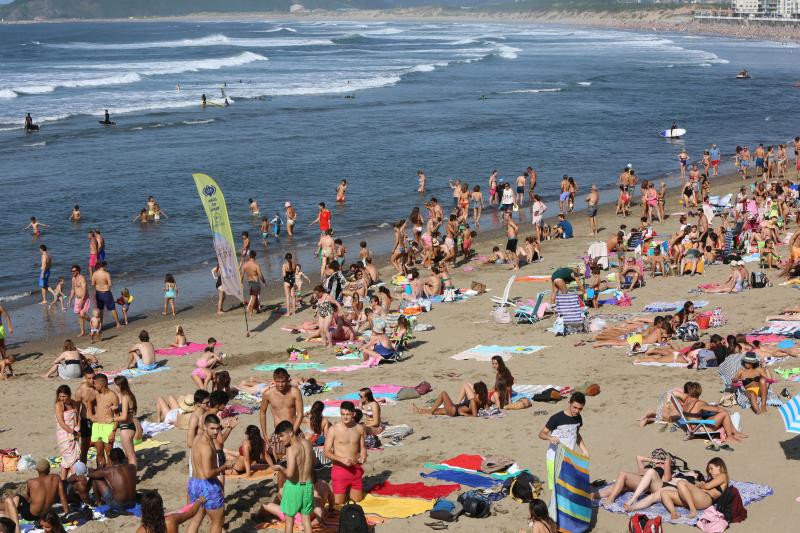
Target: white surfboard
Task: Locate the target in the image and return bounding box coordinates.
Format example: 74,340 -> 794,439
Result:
660,128 -> 686,138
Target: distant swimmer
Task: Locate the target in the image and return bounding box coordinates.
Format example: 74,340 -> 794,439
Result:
249,198 -> 260,216
224,98 -> 230,107
24,113 -> 39,132
176,84 -> 181,91
201,94 -> 207,106
24,216 -> 48,238
736,68 -> 750,79
99,109 -> 114,126
69,205 -> 81,222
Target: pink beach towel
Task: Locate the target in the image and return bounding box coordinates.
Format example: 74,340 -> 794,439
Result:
155,343 -> 218,356
321,356 -> 381,373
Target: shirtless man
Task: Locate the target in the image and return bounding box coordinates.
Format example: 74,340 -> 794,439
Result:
66,265 -> 91,337
324,401 -> 366,505
90,374 -> 119,468
73,448 -> 136,511
91,262 -> 121,329
505,215 -> 519,271
265,420 -> 315,533
586,184 -> 599,236
559,175 -> 570,213
259,368 -> 304,462
240,231 -> 251,262
794,137 -> 800,175
95,230 -> 106,262
317,230 -> 335,279
754,143 -> 766,179
38,245 -> 51,305
240,250 -> 265,315
515,172 -> 527,206
527,166 -> 537,202
249,198 -> 260,216
285,202 -> 296,237
69,205 -> 81,222
186,391 -> 228,475
417,170 -> 426,193
0,306 -> 14,378
429,197 -> 443,225
88,231 -> 98,277
1,459 -> 69,532
74,368 -> 97,463
186,415 -> 233,533
126,330 -> 156,371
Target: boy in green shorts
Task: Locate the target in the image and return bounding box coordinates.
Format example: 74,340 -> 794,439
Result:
267,420 -> 315,533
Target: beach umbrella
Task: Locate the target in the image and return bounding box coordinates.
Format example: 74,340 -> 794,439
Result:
778,394 -> 800,434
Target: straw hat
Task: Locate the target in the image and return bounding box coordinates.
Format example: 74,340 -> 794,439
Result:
178,394 -> 196,412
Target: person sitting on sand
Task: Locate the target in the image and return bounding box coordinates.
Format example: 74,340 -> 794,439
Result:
360,321 -> 395,361
360,388 -> 385,436
660,457 -> 728,520
681,382 -> 747,443
171,325 -> 188,348
42,339 -> 84,379
620,257 -> 643,289
154,393 -> 197,428
598,453 -> 674,512
733,352 -> 772,414
191,347 -> 224,390
698,261 -> 744,293
126,330 -> 157,371
302,401 -> 331,446
1,458 -> 69,530
524,498 -> 558,533
136,491 -> 205,533
647,246 -> 669,276
223,425 -> 267,477
413,382 -> 490,417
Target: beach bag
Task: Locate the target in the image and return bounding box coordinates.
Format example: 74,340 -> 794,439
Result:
338,500 -> 369,533
415,381 -> 433,395
628,514 -> 663,533
696,349 -> 718,369
715,486 -> 747,523
709,307 -> 727,328
750,271 -> 770,288
471,281 -> 487,294
697,506 -> 728,532
677,322 -> 700,342
429,498 -> 463,522
492,306 -> 511,324
0,449 -> 20,472
480,455 -> 513,474
457,491 -> 491,518
503,471 -> 541,503
396,387 -> 419,400
442,288 -> 457,302
532,388 -> 562,403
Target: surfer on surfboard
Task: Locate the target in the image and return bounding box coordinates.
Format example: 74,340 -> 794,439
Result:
24,113 -> 39,132
670,122 -> 678,137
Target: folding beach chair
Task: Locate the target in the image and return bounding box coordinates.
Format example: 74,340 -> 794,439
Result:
514,292 -> 546,325
668,393 -> 721,441
554,293 -> 587,335
491,275 -> 519,308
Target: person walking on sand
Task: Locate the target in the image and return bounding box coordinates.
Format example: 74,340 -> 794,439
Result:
585,185 -> 599,236
39,244 -> 52,305
285,202 -> 296,237
538,392 -> 589,491
324,401 -> 366,505
186,414 -> 233,533
91,261 -> 122,329
241,251 -> 265,315
0,306 -> 14,379
68,265 -> 90,337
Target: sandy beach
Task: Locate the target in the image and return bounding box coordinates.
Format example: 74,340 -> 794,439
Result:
3,157 -> 800,532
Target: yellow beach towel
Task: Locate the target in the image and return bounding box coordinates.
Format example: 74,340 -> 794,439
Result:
357,494 -> 434,518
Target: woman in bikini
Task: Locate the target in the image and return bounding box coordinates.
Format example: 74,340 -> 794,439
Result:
224,425 -> 266,477
413,382 -> 490,417
733,352 -> 771,414
682,382 -> 748,443
598,452 -> 674,511
525,499 -> 558,533
390,220 -> 407,275
303,401 -> 331,446
112,376 -> 142,468
409,207 -> 425,247
471,185 -> 484,227
312,286 -> 339,347
488,169 -> 498,206
661,457 -> 728,519
457,356 -> 516,407
282,253 -> 297,317
360,388 -> 385,436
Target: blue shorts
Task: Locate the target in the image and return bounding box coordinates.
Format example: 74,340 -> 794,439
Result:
374,344 -> 395,358
98,249 -> 106,262
188,477 -> 224,511
559,191 -> 570,202
137,360 -> 159,371
500,204 -> 512,212
39,269 -> 51,289
96,290 -> 115,311
516,186 -> 524,194
755,158 -> 764,168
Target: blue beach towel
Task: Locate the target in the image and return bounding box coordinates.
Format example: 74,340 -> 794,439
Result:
550,445 -> 592,533
420,469 -> 501,488
254,362 -> 323,372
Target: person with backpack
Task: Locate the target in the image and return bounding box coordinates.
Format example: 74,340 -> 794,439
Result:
538,392 -> 588,490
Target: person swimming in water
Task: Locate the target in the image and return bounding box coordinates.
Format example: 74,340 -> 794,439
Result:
101,110 -> 112,125
201,94 -> 207,106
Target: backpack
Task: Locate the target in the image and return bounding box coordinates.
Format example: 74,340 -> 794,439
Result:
338,500 -> 369,533
628,514 -> 662,533
715,486 -> 747,523
457,491 -> 492,518
750,271 -> 770,288
428,498 -> 463,522
502,471 -> 541,503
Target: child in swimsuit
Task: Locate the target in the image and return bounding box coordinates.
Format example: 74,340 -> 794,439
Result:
89,309 -> 102,343
115,288 -> 133,325
163,274 -> 178,317
48,277 -> 66,311
191,347 -> 224,389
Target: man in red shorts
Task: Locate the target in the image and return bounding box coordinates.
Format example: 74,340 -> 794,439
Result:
323,401 -> 366,505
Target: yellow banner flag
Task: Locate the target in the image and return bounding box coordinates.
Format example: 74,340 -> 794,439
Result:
193,173 -> 243,302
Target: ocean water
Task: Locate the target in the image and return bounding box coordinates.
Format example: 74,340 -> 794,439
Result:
1,20 -> 799,341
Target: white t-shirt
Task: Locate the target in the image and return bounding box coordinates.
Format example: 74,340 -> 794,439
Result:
501,188 -> 514,206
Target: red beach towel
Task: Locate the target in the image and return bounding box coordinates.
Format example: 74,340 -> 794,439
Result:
369,481 -> 460,499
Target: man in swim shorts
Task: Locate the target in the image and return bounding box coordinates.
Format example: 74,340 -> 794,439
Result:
126,329 -> 156,371
187,414 -> 233,533
754,144 -> 765,178
72,448 -> 136,511
91,261 -> 122,329
266,420 -> 315,533
285,202 -> 296,236
709,144 -> 720,177
68,265 -> 91,337
74,369 -> 96,463
0,459 -> 69,530
39,245 -> 51,305
241,250 -> 265,315
90,374 -> 119,468
324,401 -> 366,505
559,175 -> 570,213
88,231 -> 98,277
585,184 -> 599,236
505,215 -> 519,270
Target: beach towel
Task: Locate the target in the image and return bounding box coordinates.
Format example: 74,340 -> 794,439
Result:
78,346 -> 106,356
420,469 -> 501,488
750,321 -> 800,336
450,345 -> 547,362
140,420 -> 173,437
633,361 -> 688,368
550,444 -> 591,533
516,275 -> 551,282
254,362 -> 323,372
775,367 -> 800,380
511,384 -> 568,401
599,480 -> 773,526
369,481 -> 460,499
321,356 -> 381,373
226,466 -> 274,481
103,364 -> 169,379
441,453 -> 483,471
256,510 -> 384,532
745,334 -> 789,344
338,384 -> 408,401
234,391 -> 262,404
155,342 -> 218,356
357,494 -> 435,518
643,300 -> 709,313
422,461 -> 526,480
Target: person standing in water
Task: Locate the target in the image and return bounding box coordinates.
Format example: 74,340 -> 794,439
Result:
336,180 -> 347,203
417,170 -> 426,193
285,202 -> 296,237
69,206 -> 81,222
102,110 -> 111,125
249,199 -> 260,217
39,245 -> 52,305
201,94 -> 207,106
24,216 -> 47,238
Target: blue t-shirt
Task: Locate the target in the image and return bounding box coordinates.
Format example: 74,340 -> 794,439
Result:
557,220 -> 573,239
709,148 -> 720,161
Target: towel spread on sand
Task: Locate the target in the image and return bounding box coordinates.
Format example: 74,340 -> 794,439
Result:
357,494 -> 435,518
338,384 -> 408,401
775,367 -> 800,380
254,362 -> 324,372
141,420 -> 174,437
420,469 -> 501,488
746,334 -> 791,343
78,346 -> 106,356
515,275 -> 551,282
226,467 -> 274,481
321,356 -> 381,373
104,364 -> 169,379
599,480 -> 773,526
441,453 -> 483,471
750,321 -> 800,336
256,510 -> 384,532
450,345 -> 547,362
633,361 -> 688,368
155,342 -> 219,356
643,300 -> 709,313
511,384 -> 565,401
550,444 -> 591,533
369,481 -> 460,499
423,461 -> 526,480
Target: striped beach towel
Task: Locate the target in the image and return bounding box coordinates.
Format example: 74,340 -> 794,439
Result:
550,444 -> 591,533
